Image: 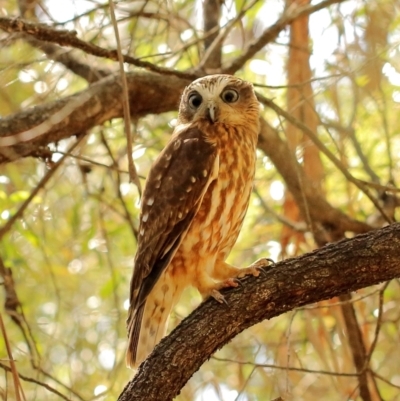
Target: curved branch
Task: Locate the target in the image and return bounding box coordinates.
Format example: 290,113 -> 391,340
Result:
0,71 -> 188,162
118,223 -> 400,401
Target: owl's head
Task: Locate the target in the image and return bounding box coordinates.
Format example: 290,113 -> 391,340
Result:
177,75 -> 260,127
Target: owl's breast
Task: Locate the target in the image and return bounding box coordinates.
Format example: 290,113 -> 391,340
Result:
179,125 -> 257,260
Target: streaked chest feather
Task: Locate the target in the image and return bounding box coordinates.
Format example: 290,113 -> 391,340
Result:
179,125 -> 257,259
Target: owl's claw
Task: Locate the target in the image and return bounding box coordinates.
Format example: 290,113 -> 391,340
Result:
235,278 -> 244,287
247,257 -> 275,277
210,290 -> 229,306
208,278 -> 240,305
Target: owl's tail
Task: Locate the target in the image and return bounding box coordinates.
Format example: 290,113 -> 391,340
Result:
126,272 -> 184,369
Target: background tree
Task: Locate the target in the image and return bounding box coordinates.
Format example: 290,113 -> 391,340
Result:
0,0 -> 399,400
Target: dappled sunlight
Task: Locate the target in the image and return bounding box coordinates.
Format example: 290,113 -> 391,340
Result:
0,0 -> 399,400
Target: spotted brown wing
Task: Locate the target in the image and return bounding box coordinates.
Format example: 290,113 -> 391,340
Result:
127,127 -> 218,344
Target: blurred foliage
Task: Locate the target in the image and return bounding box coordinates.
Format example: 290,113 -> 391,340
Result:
0,0 -> 400,400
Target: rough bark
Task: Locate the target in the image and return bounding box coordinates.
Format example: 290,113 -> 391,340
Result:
0,71 -> 188,162
202,0 -> 222,70
118,223 -> 400,401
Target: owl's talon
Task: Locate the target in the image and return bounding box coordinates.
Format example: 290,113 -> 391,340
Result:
235,278 -> 244,287
250,257 -> 275,276
207,278 -> 239,305
210,289 -> 229,305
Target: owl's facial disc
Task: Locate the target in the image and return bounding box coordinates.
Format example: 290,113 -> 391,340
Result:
187,85 -> 240,123
178,75 -> 259,127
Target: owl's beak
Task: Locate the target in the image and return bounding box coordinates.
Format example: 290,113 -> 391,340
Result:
207,103 -> 217,123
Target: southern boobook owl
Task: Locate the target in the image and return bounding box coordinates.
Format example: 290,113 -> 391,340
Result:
126,74 -> 262,368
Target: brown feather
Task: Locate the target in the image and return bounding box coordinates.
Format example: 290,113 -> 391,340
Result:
126,74 -> 260,368
126,126 -> 218,365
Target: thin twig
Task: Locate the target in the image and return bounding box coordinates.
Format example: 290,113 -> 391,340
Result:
0,17 -> 198,80
108,0 -> 142,195
257,94 -> 392,224
100,133 -> 138,240
0,313 -> 24,401
253,73 -> 343,89
373,371 -> 400,390
212,356 -> 361,377
223,0 -> 348,74
0,362 -> 73,401
0,137 -> 83,240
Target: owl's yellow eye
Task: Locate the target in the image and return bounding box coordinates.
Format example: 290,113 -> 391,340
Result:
221,89 -> 239,103
188,92 -> 202,109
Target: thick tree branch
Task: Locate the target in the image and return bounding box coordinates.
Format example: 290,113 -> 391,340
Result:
202,0 -> 222,70
118,223 -> 400,401
0,71 -> 188,162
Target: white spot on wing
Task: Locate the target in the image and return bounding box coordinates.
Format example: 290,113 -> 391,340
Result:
147,198 -> 154,206
178,212 -> 183,218
203,170 -> 208,177
142,213 -> 149,222
186,187 -> 192,192
140,228 -> 145,236
190,176 -> 196,183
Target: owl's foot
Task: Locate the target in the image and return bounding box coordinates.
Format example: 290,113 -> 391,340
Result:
208,278 -> 240,305
238,258 -> 274,278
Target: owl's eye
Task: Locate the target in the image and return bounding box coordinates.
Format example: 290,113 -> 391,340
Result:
188,93 -> 202,109
221,89 -> 239,103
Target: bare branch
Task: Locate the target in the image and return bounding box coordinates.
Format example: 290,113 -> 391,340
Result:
108,0 -> 141,193
0,17 -> 198,80
118,223 -> 400,401
339,293 -> 372,401
26,38 -> 111,82
0,362 -> 73,401
202,0 -> 222,70
0,71 -> 188,163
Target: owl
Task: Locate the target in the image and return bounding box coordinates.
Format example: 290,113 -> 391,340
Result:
126,74 -> 262,368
